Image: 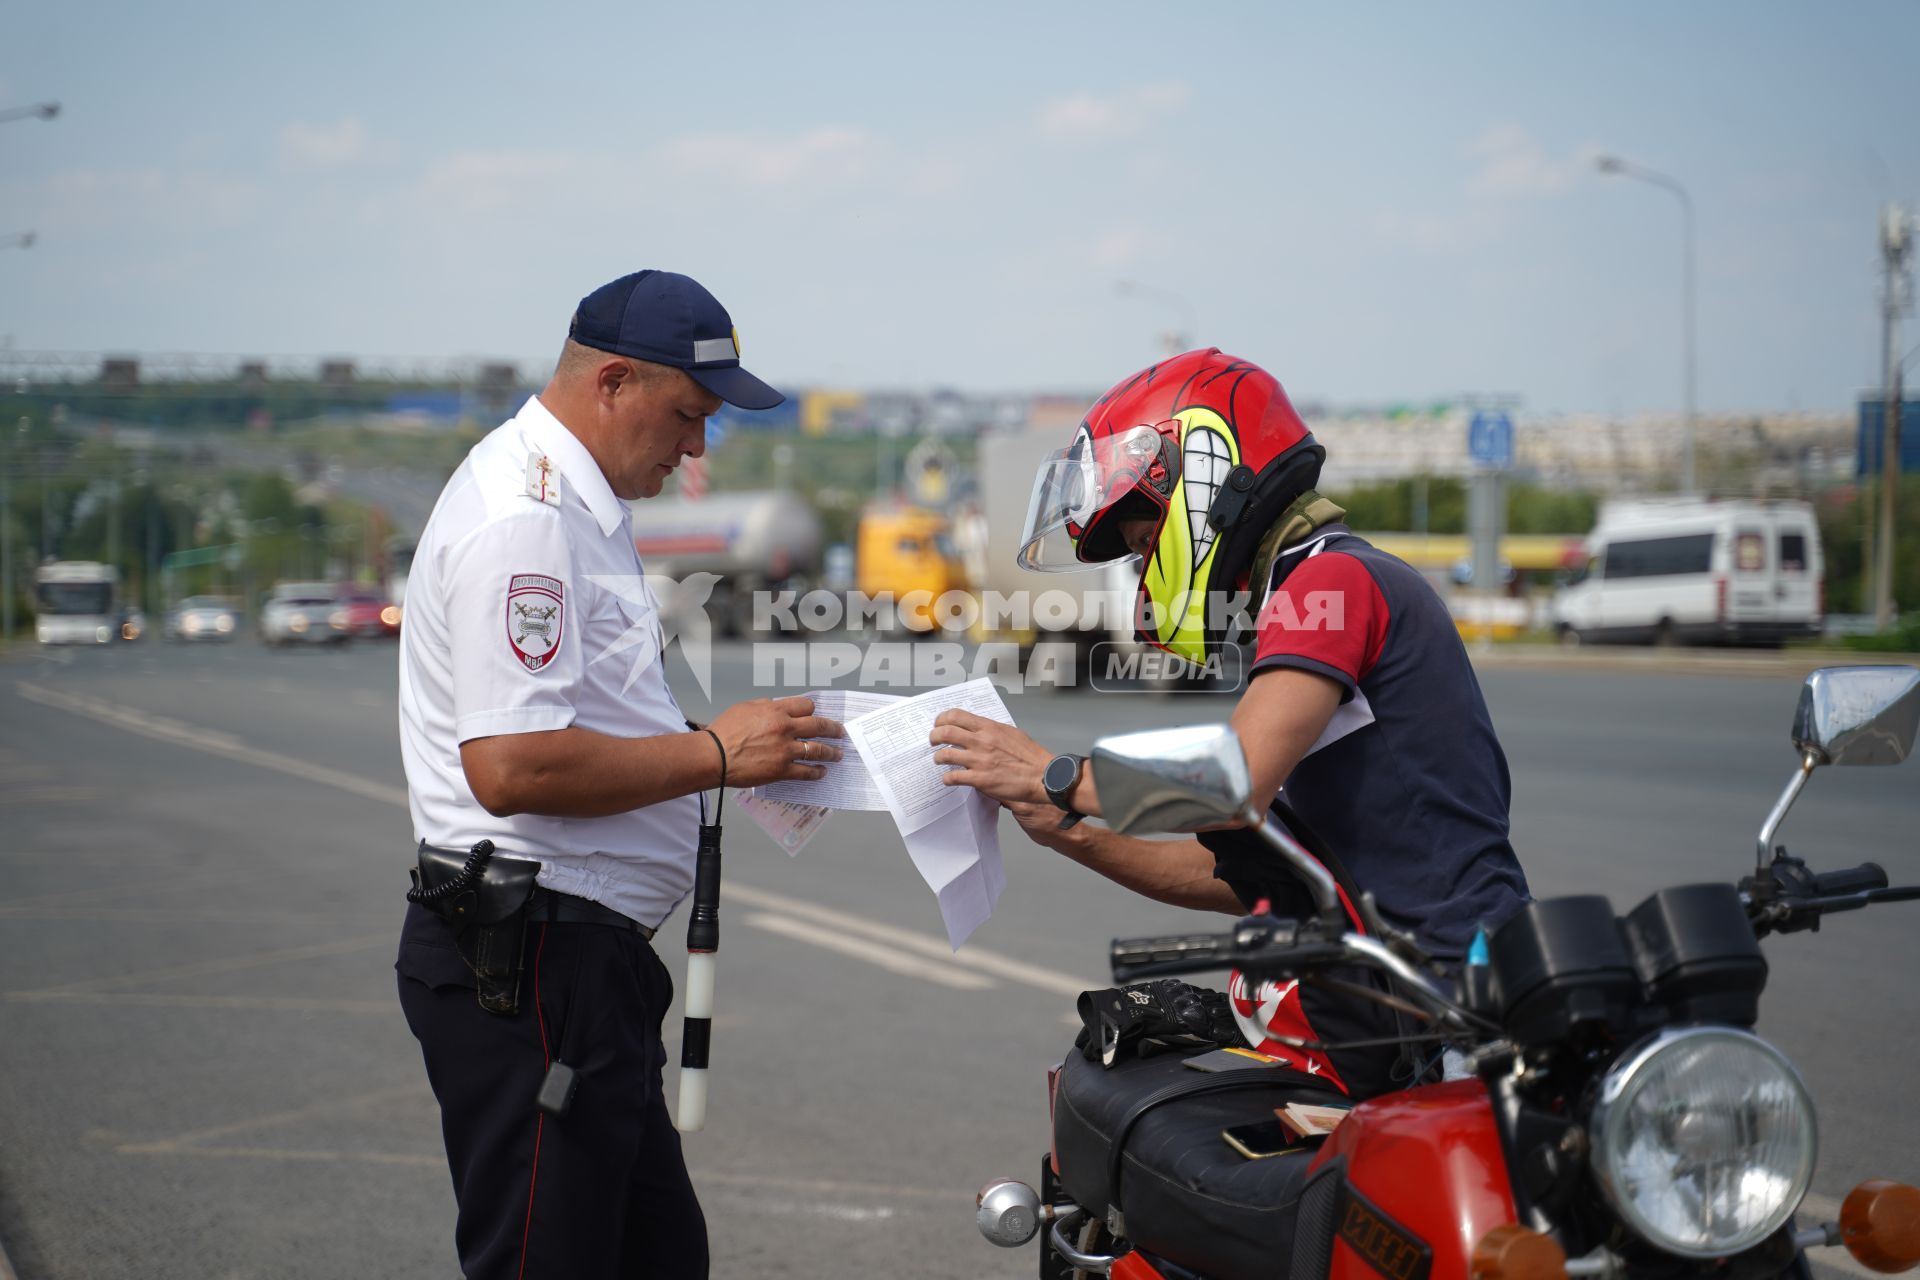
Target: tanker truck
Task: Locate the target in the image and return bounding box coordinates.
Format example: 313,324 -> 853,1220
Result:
627,490 -> 822,637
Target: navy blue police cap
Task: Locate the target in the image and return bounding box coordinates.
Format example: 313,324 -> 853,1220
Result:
568,269 -> 784,410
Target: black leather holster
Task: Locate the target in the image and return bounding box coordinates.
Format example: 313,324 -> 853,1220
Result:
409,842 -> 541,1016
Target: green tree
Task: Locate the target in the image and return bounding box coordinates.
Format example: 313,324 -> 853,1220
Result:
1820,478 -> 1920,618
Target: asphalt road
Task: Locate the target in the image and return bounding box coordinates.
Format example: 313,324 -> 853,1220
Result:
1,638 -> 1916,1279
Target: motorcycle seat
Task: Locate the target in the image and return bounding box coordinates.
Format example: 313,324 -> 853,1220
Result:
1052,1047 -> 1350,1280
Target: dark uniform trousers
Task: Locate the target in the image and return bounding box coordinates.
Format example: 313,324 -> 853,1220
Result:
396,902 -> 709,1279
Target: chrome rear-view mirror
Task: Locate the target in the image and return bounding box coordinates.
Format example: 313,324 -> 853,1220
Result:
1091,724 -> 1251,836
1793,666 -> 1920,767
1758,665 -> 1920,870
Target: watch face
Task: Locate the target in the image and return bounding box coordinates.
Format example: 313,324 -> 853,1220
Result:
1045,754 -> 1079,796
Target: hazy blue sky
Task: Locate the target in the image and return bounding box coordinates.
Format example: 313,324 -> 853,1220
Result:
2,1 -> 1917,413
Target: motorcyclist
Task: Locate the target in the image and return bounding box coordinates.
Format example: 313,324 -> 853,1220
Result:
933,348 -> 1531,1097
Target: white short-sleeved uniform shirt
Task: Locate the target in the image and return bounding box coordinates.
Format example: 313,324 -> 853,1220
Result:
398,395 -> 699,929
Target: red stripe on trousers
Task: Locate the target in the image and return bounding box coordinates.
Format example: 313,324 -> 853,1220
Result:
516,924 -> 552,1280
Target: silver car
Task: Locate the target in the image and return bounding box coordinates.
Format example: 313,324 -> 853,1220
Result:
165,595 -> 241,643
259,583 -> 351,647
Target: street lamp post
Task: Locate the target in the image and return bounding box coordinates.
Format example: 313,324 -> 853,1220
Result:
1,419 -> 18,641
1873,207 -> 1913,632
1596,155 -> 1697,495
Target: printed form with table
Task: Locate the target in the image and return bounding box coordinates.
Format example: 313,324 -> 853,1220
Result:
736,678 -> 1017,948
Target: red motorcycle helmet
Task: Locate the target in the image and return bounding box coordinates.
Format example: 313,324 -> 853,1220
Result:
1019,349 -> 1323,660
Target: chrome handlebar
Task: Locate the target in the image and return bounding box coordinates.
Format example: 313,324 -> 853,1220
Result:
1110,920 -> 1487,1035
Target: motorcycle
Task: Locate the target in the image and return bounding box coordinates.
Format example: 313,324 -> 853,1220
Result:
974,665 -> 1920,1280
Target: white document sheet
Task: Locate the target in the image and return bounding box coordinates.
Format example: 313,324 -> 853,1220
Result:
842,678 -> 1016,948
754,688 -> 904,812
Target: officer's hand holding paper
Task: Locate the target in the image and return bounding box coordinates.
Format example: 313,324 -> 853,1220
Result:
735,688 -> 901,854
738,679 -> 1015,947
754,688 -> 903,812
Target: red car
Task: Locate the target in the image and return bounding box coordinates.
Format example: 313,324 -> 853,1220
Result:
338,585 -> 401,638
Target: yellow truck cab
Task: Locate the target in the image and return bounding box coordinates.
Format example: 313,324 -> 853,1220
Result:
856,505 -> 967,633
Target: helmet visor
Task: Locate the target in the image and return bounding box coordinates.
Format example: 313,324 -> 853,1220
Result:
1017,423 -> 1179,572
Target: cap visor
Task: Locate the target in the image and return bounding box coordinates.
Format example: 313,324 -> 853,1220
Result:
689,364 -> 785,410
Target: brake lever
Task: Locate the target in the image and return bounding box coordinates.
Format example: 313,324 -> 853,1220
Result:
1749,885 -> 1920,937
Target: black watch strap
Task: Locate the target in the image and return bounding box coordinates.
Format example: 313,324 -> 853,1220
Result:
1044,753 -> 1087,827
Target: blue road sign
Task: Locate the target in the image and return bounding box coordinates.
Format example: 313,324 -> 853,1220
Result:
1468,410 -> 1514,470
1857,397 -> 1920,475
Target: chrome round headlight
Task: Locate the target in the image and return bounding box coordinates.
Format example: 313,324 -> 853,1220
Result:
1591,1027 -> 1815,1259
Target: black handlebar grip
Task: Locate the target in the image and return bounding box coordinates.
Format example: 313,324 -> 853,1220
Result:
1812,862 -> 1888,896
1109,934 -> 1224,972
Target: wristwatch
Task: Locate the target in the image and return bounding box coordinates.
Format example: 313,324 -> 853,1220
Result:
1043,753 -> 1087,830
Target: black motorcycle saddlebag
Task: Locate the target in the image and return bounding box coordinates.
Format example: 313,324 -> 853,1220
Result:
1052,1048 -> 1350,1280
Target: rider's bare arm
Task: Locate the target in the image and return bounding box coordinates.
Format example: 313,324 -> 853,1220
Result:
931,669 -> 1340,820
1223,667 -> 1345,813
1003,801 -> 1242,913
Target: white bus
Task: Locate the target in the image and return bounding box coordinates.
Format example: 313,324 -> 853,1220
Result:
1553,500 -> 1823,647
34,561 -> 126,645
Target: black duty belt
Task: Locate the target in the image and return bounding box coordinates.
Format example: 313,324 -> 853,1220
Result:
530,886 -> 657,939
409,841 -> 659,1015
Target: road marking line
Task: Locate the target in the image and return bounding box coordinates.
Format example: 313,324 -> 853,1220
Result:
0,785 -> 99,803
696,1171 -> 960,1202
0,864 -> 273,912
729,883 -> 1097,997
1811,1252 -> 1878,1280
111,1144 -> 442,1168
6,991 -> 398,1014
1797,1193 -> 1881,1280
741,912 -> 995,989
107,1141 -> 967,1204
118,1085 -> 427,1154
717,1196 -> 898,1224
15,680 -> 1099,1002
15,681 -> 410,807
0,906 -> 371,923
10,933 -> 390,998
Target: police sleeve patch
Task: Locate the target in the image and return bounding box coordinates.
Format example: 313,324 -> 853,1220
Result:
506,574 -> 565,671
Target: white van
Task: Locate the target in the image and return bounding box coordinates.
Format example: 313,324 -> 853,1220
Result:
1553,500 -> 1824,647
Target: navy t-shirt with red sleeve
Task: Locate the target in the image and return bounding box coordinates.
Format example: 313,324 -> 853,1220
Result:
1238,525 -> 1530,959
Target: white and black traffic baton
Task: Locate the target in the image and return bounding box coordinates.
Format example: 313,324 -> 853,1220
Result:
676,729 -> 727,1132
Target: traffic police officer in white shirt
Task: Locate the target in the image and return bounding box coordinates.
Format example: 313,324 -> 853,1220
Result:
396,269 -> 842,1280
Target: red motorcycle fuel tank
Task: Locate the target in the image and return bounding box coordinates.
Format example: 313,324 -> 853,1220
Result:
1307,1079 -> 1516,1280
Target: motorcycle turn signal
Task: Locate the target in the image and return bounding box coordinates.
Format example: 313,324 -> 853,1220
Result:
1470,1224 -> 1568,1280
1841,1180 -> 1920,1274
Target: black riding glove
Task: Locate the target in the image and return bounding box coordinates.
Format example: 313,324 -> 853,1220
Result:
1076,980 -> 1239,1066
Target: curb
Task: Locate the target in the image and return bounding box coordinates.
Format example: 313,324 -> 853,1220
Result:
1467,647 -> 1920,680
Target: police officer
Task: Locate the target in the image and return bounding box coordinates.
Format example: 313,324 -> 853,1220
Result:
396,269 -> 842,1279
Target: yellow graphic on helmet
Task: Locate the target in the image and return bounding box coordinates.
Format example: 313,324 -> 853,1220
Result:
1143,408 -> 1239,663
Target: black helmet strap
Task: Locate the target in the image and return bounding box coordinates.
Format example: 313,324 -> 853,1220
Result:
1200,439 -> 1326,648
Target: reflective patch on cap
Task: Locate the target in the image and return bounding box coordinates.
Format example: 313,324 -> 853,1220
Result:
693,337 -> 736,364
